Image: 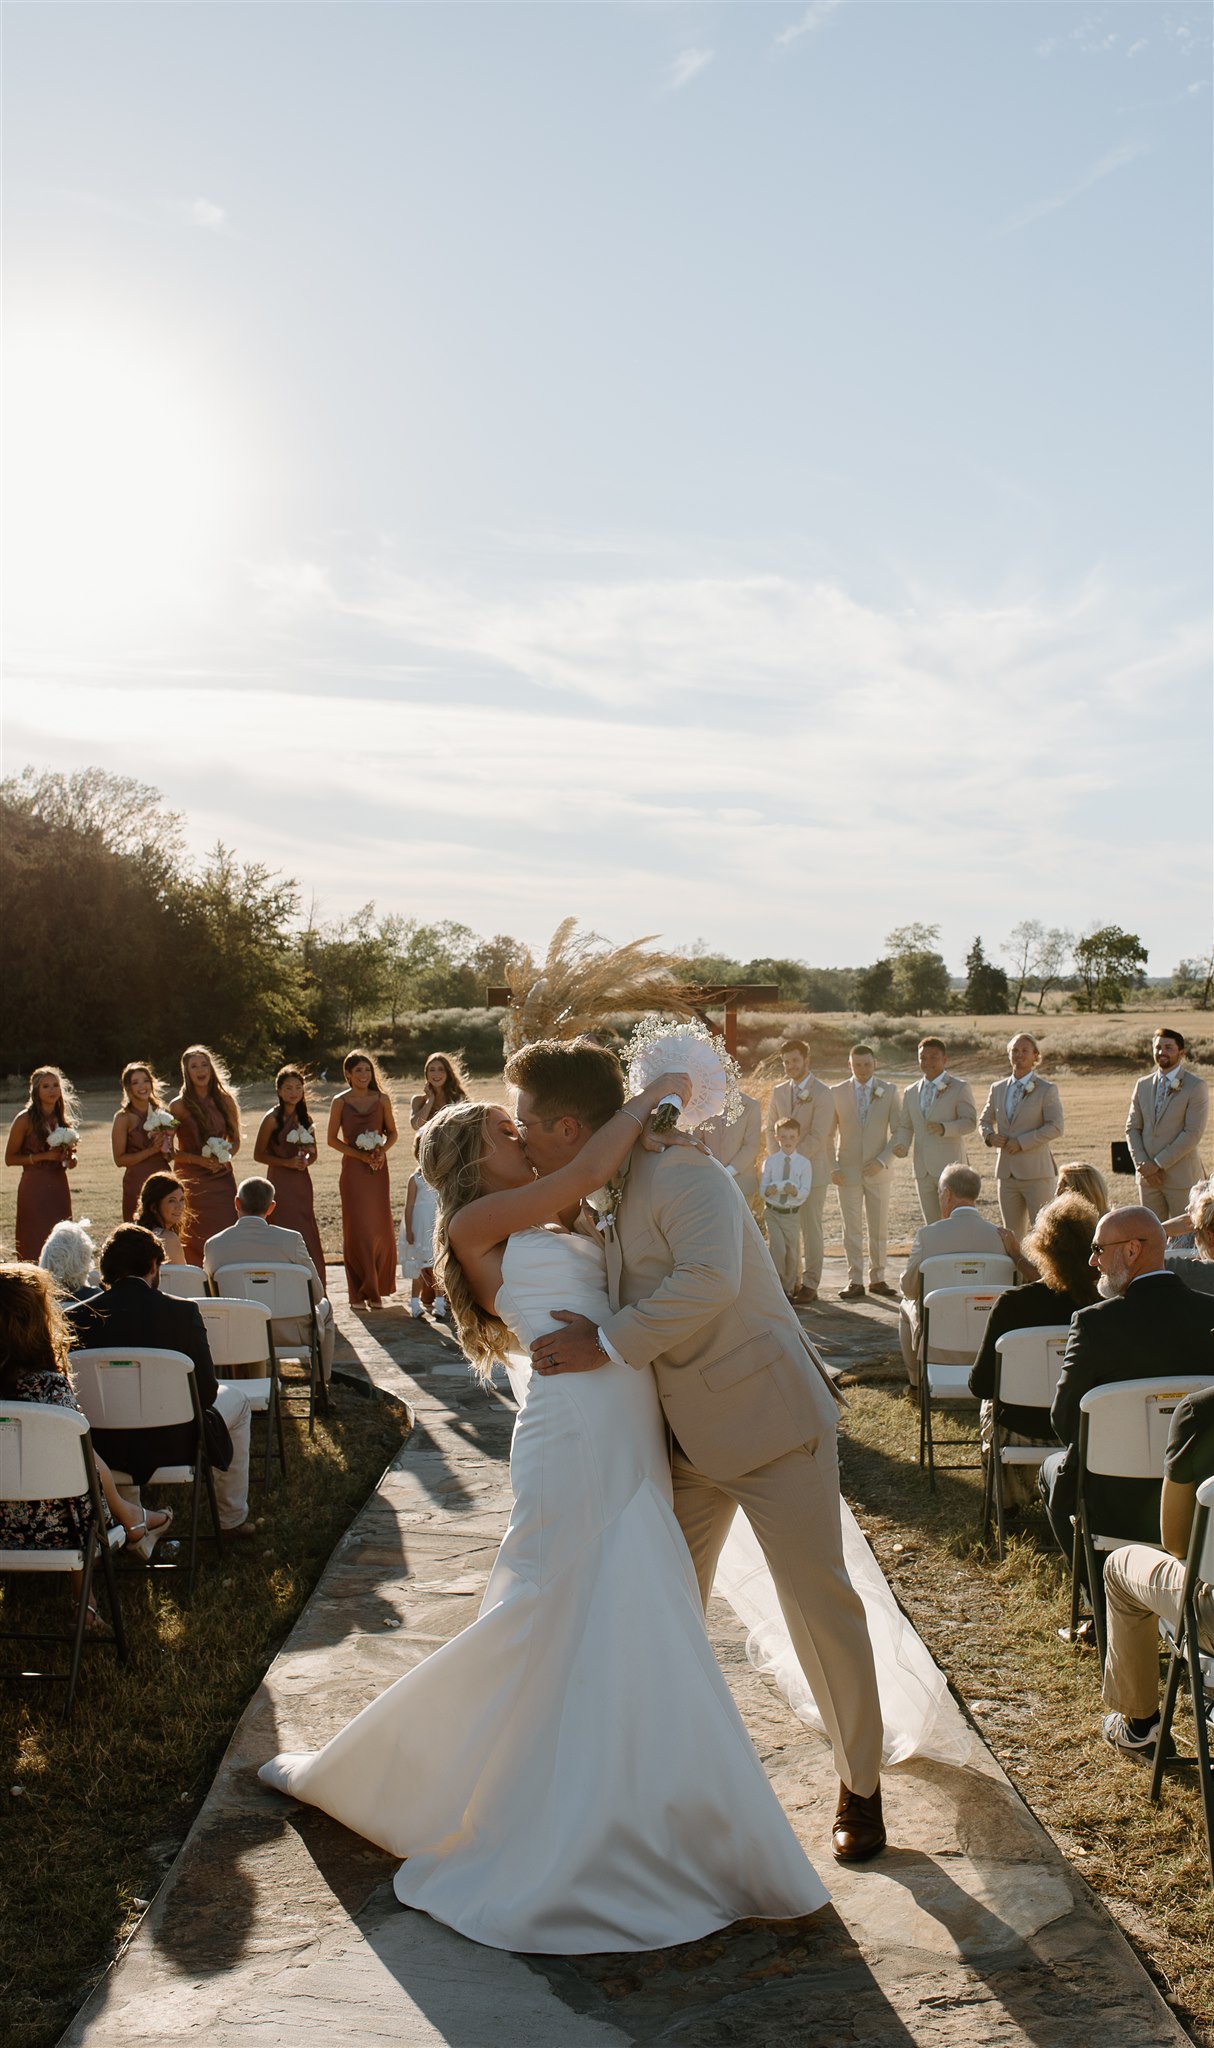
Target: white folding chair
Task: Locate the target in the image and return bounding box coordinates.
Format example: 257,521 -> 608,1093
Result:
919,1252 -> 1016,1299
0,1401 -> 128,1716
69,1348 -> 222,1597
981,1325 -> 1071,1557
1072,1376 -> 1214,1662
193,1297 -> 285,1493
1150,1473 -> 1214,1882
210,1263 -> 321,1437
918,1286 -> 1003,1489
158,1265 -> 208,1300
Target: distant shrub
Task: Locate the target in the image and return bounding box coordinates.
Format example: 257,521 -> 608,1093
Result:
370,1008 -> 509,1076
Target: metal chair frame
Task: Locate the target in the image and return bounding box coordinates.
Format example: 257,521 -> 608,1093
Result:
979,1325 -> 1070,1557
1150,1474 -> 1214,1883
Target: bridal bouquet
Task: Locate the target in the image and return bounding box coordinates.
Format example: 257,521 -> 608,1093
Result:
625,1015 -> 743,1133
47,1125 -> 80,1152
355,1131 -> 388,1153
202,1135 -> 233,1164
144,1108 -> 178,1135
287,1125 -> 316,1150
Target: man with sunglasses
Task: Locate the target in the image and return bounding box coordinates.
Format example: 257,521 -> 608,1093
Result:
1038,1207 -> 1214,1565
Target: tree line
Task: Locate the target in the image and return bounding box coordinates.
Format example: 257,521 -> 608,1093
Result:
1,768 -> 1208,1080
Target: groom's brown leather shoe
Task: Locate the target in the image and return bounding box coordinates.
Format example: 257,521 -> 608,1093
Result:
832,1783 -> 886,1862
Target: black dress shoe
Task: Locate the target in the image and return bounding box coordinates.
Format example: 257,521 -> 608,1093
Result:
832,1784 -> 886,1862
839,1283 -> 866,1301
867,1280 -> 897,1298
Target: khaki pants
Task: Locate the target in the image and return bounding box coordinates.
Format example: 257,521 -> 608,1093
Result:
1102,1542 -> 1214,1720
117,1381 -> 252,1532
673,1435 -> 883,1797
797,1180 -> 828,1289
997,1177 -> 1054,1236
274,1302 -> 336,1386
1138,1176 -> 1203,1225
764,1206 -> 802,1294
899,1303 -> 920,1388
915,1174 -> 942,1225
837,1173 -> 891,1284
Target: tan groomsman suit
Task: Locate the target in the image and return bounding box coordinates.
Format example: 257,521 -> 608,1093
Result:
830,1076 -> 901,1286
699,1093 -> 762,1204
979,1075 -> 1063,1235
1126,1066 -> 1209,1220
895,1073 -> 977,1223
765,1074 -> 833,1290
599,1143 -> 883,1798
204,1212 -> 336,1384
897,1201 -> 1006,1386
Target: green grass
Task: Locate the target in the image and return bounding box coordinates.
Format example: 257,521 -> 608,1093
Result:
839,1369 -> 1214,2047
0,1383 -> 411,2048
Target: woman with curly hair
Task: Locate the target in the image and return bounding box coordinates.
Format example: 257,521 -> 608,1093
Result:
5,1067 -> 79,1259
111,1062 -> 175,1221
169,1046 -> 241,1265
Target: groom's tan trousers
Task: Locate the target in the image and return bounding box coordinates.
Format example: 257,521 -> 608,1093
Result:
671,1432 -> 883,1799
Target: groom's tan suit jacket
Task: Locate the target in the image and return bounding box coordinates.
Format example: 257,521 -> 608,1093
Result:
598,1146 -> 840,1482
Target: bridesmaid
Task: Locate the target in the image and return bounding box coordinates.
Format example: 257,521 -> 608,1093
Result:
409,1052 -> 469,1133
5,1067 -> 79,1260
254,1065 -> 326,1285
169,1045 -> 241,1267
111,1062 -> 175,1221
135,1172 -> 190,1265
327,1051 -> 398,1309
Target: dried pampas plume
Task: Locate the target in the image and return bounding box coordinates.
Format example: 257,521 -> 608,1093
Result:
502,918 -> 693,1056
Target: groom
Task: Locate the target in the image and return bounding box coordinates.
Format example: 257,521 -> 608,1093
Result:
506,1037 -> 886,1861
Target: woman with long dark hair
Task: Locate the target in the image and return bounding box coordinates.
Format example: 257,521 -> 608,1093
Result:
327,1051 -> 397,1309
254,1065 -> 325,1283
134,1172 -> 191,1265
111,1062 -> 175,1221
5,1067 -> 79,1260
169,1046 -> 241,1265
409,1052 -> 469,1133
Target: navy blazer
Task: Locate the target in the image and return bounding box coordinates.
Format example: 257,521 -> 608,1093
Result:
69,1277 -> 233,1480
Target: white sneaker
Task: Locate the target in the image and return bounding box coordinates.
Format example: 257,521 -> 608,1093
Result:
410,1298 -> 423,1319
432,1296 -> 447,1320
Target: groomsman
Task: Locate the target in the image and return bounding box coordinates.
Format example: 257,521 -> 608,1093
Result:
894,1036 -> 977,1223
765,1038 -> 833,1303
1126,1029 -> 1209,1221
830,1046 -> 900,1298
979,1032 -> 1064,1234
700,1091 -> 762,1204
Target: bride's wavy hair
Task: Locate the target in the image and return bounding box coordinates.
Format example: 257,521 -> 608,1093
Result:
417,1101 -> 513,1381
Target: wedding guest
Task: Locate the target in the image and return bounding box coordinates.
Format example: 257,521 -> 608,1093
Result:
764,1039 -> 833,1303
169,1046 -> 241,1267
204,1177 -> 335,1391
39,1219 -> 99,1305
111,1062 -> 175,1221
968,1194 -> 1099,1500
1126,1028 -> 1209,1223
328,1051 -> 398,1310
253,1065 -> 326,1285
5,1066 -> 79,1260
830,1046 -> 900,1299
999,1160 -> 1110,1281
1164,1182 -> 1214,1298
0,1264 -> 171,1629
699,1091 -> 762,1205
898,1164 -> 1005,1388
410,1053 -> 469,1133
398,1146 -> 443,1320
760,1120 -> 813,1299
135,1173 -> 190,1265
979,1033 -> 1064,1235
894,1038 -> 978,1224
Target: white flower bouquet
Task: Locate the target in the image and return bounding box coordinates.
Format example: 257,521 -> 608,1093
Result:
47,1125 -> 80,1154
202,1135 -> 233,1164
144,1108 -> 178,1135
355,1131 -> 388,1153
625,1016 -> 743,1133
287,1125 -> 316,1150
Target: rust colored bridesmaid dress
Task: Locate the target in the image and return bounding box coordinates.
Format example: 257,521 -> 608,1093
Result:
266,1111 -> 326,1286
175,1099 -> 238,1267
15,1123 -> 73,1260
118,1108 -> 172,1221
339,1097 -> 395,1307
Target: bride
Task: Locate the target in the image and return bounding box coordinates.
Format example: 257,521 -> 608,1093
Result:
260,1068 -> 831,1954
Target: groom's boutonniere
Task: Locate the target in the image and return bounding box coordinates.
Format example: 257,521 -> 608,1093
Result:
587,1171 -> 627,1242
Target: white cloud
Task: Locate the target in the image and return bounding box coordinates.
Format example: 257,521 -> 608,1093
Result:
1126,39 -> 1148,58
774,1 -> 842,51
1001,137 -> 1150,233
188,197 -> 227,231
664,48 -> 714,94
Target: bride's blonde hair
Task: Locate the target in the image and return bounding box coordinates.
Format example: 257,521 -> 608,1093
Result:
417,1101 -> 513,1381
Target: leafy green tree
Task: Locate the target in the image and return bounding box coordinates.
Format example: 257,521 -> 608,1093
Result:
1072,926 -> 1149,1011
960,938 -> 1010,1014
883,924 -> 951,1015
170,847 -> 310,1072
855,959 -> 896,1012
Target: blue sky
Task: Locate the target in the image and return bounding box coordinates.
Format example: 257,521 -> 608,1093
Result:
5,2 -> 1211,974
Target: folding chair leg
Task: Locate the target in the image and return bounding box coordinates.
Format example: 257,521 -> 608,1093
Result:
1083,1523 -> 1108,1665
1186,1616 -> 1214,1883
1069,1512 -> 1085,1642
308,1339 -> 319,1438
97,1529 -> 128,1664
1152,1635 -> 1187,1804
64,1534 -> 97,1719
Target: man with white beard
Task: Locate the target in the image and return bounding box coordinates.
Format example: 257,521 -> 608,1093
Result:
1038,1206 -> 1214,1566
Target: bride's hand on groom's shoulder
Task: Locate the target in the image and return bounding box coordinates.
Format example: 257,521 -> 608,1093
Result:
640,1124 -> 711,1157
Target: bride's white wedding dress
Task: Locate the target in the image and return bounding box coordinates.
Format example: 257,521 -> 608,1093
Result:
260,1227 -> 829,1953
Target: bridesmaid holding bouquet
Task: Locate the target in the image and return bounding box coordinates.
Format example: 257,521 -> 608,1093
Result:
5,1066 -> 79,1259
254,1065 -> 326,1285
111,1062 -> 176,1220
169,1045 -> 241,1266
328,1051 -> 398,1309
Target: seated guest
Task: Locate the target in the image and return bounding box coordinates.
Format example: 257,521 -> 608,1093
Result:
203,1176 -> 335,1392
39,1219 -> 100,1305
0,1264 -> 171,1623
69,1225 -> 255,1539
969,1194 -> 1099,1502
898,1164 -> 1006,1389
1164,1182 -> 1214,1298
999,1161 -> 1109,1282
699,1091 -> 762,1206
134,1173 -> 191,1265
1039,1206 -> 1214,1564
1101,1378 -> 1214,1757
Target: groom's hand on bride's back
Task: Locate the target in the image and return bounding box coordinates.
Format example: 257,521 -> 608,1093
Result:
531,1311 -> 608,1375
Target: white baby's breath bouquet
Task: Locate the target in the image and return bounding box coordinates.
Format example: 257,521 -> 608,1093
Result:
202,1135 -> 233,1164
624,1015 -> 743,1133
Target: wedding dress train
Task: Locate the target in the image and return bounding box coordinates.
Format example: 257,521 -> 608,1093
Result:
260,1227 -> 828,1953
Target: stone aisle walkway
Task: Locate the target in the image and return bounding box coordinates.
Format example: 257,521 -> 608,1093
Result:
60,1284 -> 1190,2048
